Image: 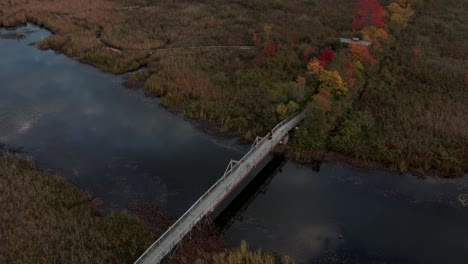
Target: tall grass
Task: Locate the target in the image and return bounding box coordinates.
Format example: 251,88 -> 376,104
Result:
0,154 -> 152,264
196,241 -> 293,264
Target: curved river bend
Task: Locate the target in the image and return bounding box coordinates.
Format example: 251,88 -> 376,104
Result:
1,25 -> 468,264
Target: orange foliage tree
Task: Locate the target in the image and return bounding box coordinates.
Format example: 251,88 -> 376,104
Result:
361,26 -> 389,51
346,63 -> 356,87
312,88 -> 333,112
348,43 -> 378,66
307,58 -> 323,76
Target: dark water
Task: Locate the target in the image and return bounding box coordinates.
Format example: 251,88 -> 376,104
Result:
223,161 -> 468,264
2,24 -> 468,264
0,24 -> 246,215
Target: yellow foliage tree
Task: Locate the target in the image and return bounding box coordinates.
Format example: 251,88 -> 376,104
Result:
307,58 -> 323,76
390,13 -> 408,29
361,26 -> 390,51
286,100 -> 300,113
318,70 -> 348,96
387,1 -> 414,17
276,101 -> 300,119
308,58 -> 348,96
354,61 -> 364,71
276,104 -> 289,119
263,24 -> 272,40
387,1 -> 414,30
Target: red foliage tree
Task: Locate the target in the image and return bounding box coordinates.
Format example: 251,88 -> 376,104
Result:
263,40 -> 277,57
316,47 -> 335,66
352,0 -> 385,30
255,52 -> 265,67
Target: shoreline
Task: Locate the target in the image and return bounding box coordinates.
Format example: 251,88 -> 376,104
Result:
289,150 -> 466,179
1,20 -> 465,179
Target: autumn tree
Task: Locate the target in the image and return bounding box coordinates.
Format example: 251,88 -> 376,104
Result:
307,58 -> 348,96
252,32 -> 258,44
352,0 -> 385,30
276,103 -> 288,119
316,47 -> 335,67
387,1 -> 414,30
361,26 -> 389,51
318,70 -> 348,96
263,40 -> 277,57
312,88 -> 332,112
276,101 -> 300,119
307,58 -> 323,76
263,24 -> 272,41
413,43 -> 422,58
348,43 -> 378,65
255,51 -> 264,67
346,63 -> 356,87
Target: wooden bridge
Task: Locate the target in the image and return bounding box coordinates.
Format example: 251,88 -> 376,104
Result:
134,112 -> 305,264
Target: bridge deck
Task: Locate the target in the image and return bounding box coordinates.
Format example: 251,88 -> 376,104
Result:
134,112 -> 305,264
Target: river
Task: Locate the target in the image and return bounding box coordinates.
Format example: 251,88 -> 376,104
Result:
1,24 -> 468,264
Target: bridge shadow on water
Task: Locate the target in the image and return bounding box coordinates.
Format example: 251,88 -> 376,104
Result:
214,155 -> 287,232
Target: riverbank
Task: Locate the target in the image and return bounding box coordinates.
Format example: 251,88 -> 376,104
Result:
0,154 -> 291,263
288,149 -> 464,179
1,0 -> 465,177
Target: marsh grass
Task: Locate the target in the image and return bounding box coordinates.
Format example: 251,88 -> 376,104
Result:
2,0 -> 465,174
0,154 -> 152,264
0,0 -> 353,74
196,240 -> 293,264
0,0 -> 353,138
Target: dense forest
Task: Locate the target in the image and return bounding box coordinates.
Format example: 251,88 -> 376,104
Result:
0,0 -> 466,176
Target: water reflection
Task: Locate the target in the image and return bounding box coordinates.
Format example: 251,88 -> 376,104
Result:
216,155 -> 287,230
0,24 -> 244,215
225,161 -> 468,263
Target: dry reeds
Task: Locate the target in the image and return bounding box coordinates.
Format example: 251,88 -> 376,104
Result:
0,154 -> 152,264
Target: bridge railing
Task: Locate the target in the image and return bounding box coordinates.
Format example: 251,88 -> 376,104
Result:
271,111 -> 304,135
134,111 -> 304,264
135,156 -> 243,263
